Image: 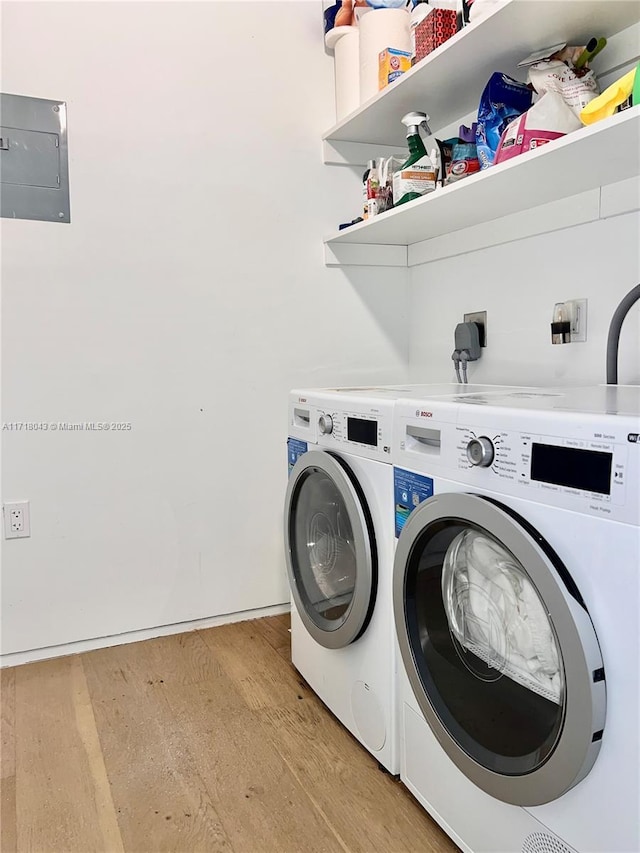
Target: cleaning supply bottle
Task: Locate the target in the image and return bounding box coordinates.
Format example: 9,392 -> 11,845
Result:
362,159 -> 373,219
429,147 -> 439,184
366,159 -> 380,218
393,112 -> 437,207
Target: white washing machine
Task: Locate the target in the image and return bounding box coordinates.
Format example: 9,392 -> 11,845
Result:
285,386 -> 402,773
284,383 -> 521,775
391,385 -> 640,853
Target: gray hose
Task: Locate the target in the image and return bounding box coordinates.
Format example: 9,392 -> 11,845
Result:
606,284 -> 640,384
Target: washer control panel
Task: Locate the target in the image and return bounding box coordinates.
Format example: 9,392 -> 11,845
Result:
314,401 -> 393,462
393,396 -> 638,524
455,423 -> 631,518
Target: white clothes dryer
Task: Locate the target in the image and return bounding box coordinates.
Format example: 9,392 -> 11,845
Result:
391,386 -> 640,853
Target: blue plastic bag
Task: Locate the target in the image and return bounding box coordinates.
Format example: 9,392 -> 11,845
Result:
476,73 -> 532,169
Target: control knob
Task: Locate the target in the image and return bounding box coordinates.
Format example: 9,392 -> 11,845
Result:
318,413 -> 333,435
466,436 -> 494,467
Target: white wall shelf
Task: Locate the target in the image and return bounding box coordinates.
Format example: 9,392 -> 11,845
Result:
323,0 -> 640,149
324,108 -> 640,267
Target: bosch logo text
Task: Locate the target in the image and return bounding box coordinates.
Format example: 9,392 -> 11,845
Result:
415,410 -> 433,418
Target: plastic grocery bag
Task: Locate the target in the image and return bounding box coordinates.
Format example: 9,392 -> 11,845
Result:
528,60 -> 599,117
495,91 -> 582,164
476,72 -> 533,169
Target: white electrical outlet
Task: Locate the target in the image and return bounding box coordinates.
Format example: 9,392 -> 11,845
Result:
3,501 -> 31,539
566,298 -> 588,343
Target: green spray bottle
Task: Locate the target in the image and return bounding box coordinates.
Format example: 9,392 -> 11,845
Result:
393,111 -> 437,207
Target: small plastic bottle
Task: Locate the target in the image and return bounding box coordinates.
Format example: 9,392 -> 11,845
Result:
362,160 -> 373,219
366,160 -> 380,218
429,148 -> 440,184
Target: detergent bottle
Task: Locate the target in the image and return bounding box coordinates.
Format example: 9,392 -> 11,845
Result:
393,112 -> 437,207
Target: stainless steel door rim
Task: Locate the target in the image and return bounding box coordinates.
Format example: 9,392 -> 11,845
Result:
285,450 -> 376,649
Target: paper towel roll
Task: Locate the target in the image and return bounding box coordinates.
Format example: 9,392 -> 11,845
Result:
359,8 -> 411,104
334,28 -> 360,121
325,24 -> 353,51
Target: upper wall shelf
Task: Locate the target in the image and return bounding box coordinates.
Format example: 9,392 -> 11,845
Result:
322,0 -> 640,147
324,107 -> 640,258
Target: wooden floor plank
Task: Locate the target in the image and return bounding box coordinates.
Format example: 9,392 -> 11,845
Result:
82,640 -> 234,852
158,674 -> 344,853
13,656 -> 124,853
198,619 -> 307,711
252,612 -> 292,659
259,700 -> 457,853
71,657 -> 125,853
81,628 -> 219,696
1,667 -> 17,853
1,666 -> 16,780
194,618 -> 454,852
0,774 -> 17,853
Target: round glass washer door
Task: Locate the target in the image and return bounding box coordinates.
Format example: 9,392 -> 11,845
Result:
393,492 -> 606,806
284,450 -> 377,649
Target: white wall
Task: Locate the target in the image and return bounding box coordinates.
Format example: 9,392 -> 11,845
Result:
408,207 -> 640,387
0,1 -> 410,658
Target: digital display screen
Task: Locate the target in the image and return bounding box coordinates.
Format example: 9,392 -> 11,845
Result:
531,443 -> 612,495
347,417 -> 377,447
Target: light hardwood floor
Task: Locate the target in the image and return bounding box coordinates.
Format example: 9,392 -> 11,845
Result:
0,614 -> 458,853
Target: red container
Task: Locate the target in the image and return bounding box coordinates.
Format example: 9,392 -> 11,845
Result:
415,9 -> 458,62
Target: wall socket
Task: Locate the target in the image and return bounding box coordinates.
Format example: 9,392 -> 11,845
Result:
3,501 -> 31,539
463,311 -> 487,347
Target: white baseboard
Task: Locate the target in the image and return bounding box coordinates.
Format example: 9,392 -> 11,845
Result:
0,602 -> 291,669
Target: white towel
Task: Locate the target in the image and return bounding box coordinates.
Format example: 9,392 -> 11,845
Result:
442,529 -> 562,703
